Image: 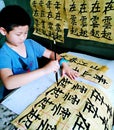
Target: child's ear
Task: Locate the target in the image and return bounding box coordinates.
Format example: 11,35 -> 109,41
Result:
0,27 -> 7,36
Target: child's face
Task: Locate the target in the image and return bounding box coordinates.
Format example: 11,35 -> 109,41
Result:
5,25 -> 29,46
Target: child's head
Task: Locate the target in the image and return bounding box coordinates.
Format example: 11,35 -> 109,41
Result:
0,5 -> 31,33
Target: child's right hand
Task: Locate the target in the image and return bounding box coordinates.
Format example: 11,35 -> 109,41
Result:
43,60 -> 60,74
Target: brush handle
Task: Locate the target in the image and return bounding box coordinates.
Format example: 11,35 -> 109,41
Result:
54,40 -> 58,85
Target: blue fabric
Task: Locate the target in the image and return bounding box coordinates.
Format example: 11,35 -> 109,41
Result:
59,58 -> 68,66
0,39 -> 46,74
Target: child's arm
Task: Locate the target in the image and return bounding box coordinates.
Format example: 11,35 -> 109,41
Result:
0,59 -> 59,90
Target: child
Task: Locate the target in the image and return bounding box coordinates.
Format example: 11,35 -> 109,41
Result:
0,5 -> 78,97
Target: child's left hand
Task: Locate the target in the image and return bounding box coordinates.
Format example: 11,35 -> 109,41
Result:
61,62 -> 79,80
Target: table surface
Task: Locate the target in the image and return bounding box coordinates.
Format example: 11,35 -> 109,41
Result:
0,52 -> 114,129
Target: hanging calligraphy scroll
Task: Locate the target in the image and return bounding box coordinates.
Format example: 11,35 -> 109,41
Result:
60,53 -> 111,88
30,0 -> 65,42
12,77 -> 113,130
30,0 -> 114,44
66,0 -> 114,44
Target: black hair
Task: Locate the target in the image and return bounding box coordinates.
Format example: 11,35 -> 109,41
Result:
0,5 -> 31,32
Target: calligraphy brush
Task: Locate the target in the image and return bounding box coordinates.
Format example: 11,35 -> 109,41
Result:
54,39 -> 59,86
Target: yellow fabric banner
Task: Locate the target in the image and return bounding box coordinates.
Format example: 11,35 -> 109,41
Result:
30,0 -> 114,44
66,0 -> 114,44
30,0 -> 65,42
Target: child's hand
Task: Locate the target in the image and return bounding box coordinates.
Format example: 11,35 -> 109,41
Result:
43,60 -> 60,74
61,62 -> 79,80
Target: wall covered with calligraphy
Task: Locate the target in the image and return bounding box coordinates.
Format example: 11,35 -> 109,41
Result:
1,0 -> 114,59
29,0 -> 114,59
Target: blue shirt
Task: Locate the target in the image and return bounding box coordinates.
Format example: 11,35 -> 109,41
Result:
0,39 -> 46,97
0,39 -> 46,74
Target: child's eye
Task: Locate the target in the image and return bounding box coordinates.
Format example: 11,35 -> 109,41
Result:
25,32 -> 28,35
16,34 -> 21,36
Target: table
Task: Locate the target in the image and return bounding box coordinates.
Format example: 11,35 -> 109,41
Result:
0,52 -> 114,129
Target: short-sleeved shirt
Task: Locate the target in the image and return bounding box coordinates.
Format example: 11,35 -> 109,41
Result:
0,39 -> 46,97
0,39 -> 46,74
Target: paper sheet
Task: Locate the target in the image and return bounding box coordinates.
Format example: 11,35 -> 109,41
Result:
12,77 -> 113,130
